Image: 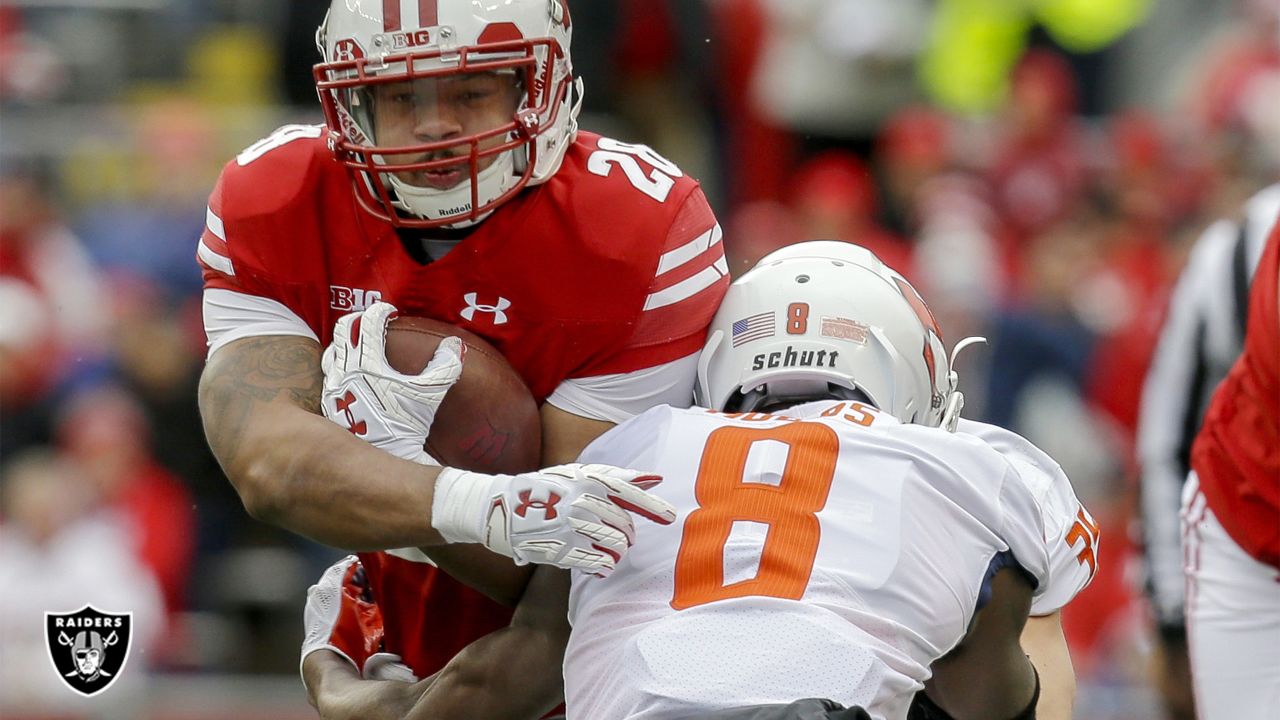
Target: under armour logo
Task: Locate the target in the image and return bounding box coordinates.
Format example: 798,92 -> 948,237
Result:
460,293 -> 511,325
514,490 -> 561,520
332,38 -> 364,62
334,391 -> 368,436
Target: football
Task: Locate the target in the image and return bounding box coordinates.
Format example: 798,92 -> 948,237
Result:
383,316 -> 541,474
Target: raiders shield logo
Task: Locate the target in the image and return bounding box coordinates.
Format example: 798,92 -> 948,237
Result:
44,606 -> 132,697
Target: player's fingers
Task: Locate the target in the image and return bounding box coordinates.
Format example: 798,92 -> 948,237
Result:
358,302 -> 398,356
577,464 -> 665,493
331,311 -> 359,344
569,517 -> 630,558
320,340 -> 340,378
325,313 -> 361,371
363,653 -> 418,683
303,555 -> 360,634
312,555 -> 358,597
571,494 -> 637,545
534,464 -> 579,481
511,538 -> 566,566
627,474 -> 662,491
417,336 -> 466,387
514,539 -> 613,574
561,547 -> 615,575
587,470 -> 676,525
364,301 -> 398,325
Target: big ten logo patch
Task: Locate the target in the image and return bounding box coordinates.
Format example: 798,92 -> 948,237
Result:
331,285 -> 383,312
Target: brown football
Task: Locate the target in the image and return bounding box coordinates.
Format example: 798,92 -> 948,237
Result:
383,316 -> 541,474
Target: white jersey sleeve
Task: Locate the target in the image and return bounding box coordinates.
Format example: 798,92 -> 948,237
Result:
955,418 -> 1097,615
203,287 -> 319,358
548,355 -> 700,424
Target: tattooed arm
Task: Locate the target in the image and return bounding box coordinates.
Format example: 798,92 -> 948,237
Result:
198,335 -> 455,549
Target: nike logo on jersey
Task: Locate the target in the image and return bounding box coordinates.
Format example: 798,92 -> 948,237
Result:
330,285 -> 383,312
461,293 -> 511,325
752,346 -> 840,371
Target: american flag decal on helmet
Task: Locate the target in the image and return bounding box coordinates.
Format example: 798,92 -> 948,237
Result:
732,312 -> 775,347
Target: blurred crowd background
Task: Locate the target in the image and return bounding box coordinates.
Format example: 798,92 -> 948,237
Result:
0,0 -> 1277,718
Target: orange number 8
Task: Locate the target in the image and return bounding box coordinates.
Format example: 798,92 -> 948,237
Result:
671,422 -> 839,610
787,302 -> 809,334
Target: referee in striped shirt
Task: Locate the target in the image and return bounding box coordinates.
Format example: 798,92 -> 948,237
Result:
1136,183 -> 1280,720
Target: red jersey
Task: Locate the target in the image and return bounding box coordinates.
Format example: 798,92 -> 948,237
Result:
1192,219 -> 1280,568
199,126 -> 728,675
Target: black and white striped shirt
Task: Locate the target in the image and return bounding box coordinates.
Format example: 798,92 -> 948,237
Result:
1137,183 -> 1280,629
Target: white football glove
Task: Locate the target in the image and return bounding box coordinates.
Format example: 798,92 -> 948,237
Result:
431,463 -> 677,576
300,556 -> 387,689
321,302 -> 464,465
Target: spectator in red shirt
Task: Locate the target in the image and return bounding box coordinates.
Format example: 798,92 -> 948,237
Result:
57,385 -> 195,619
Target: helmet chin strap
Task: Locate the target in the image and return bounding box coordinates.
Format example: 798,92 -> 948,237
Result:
386,150 -> 516,228
941,336 -> 987,432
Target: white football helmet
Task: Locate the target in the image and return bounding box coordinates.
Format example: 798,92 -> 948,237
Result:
696,241 -> 980,428
315,0 -> 582,228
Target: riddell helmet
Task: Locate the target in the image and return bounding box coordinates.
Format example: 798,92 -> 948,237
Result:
696,241 -> 979,427
314,0 -> 581,228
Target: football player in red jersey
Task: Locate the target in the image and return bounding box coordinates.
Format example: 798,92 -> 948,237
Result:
195,0 -> 727,700
1182,216 -> 1280,720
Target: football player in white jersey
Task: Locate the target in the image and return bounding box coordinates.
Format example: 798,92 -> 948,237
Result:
551,241 -> 1093,720
304,242 -> 1095,720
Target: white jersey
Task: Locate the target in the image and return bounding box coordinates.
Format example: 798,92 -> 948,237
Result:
954,418 -> 1100,615
567,402 -> 1091,720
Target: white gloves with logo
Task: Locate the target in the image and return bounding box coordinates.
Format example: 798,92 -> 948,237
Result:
431,463 -> 676,575
301,556 -> 419,688
321,302 -> 463,466
320,303 -> 677,575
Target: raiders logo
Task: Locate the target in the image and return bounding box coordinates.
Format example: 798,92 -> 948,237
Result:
45,606 -> 133,697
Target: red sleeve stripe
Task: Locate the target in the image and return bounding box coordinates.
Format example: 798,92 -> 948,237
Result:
643,224 -> 727,311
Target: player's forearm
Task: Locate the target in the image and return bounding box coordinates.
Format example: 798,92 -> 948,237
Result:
1021,612 -> 1075,720
418,545 -> 534,607
540,403 -> 615,464
405,627 -> 564,720
238,404 -> 448,548
405,567 -> 569,720
922,568 -> 1039,720
199,336 -> 447,549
